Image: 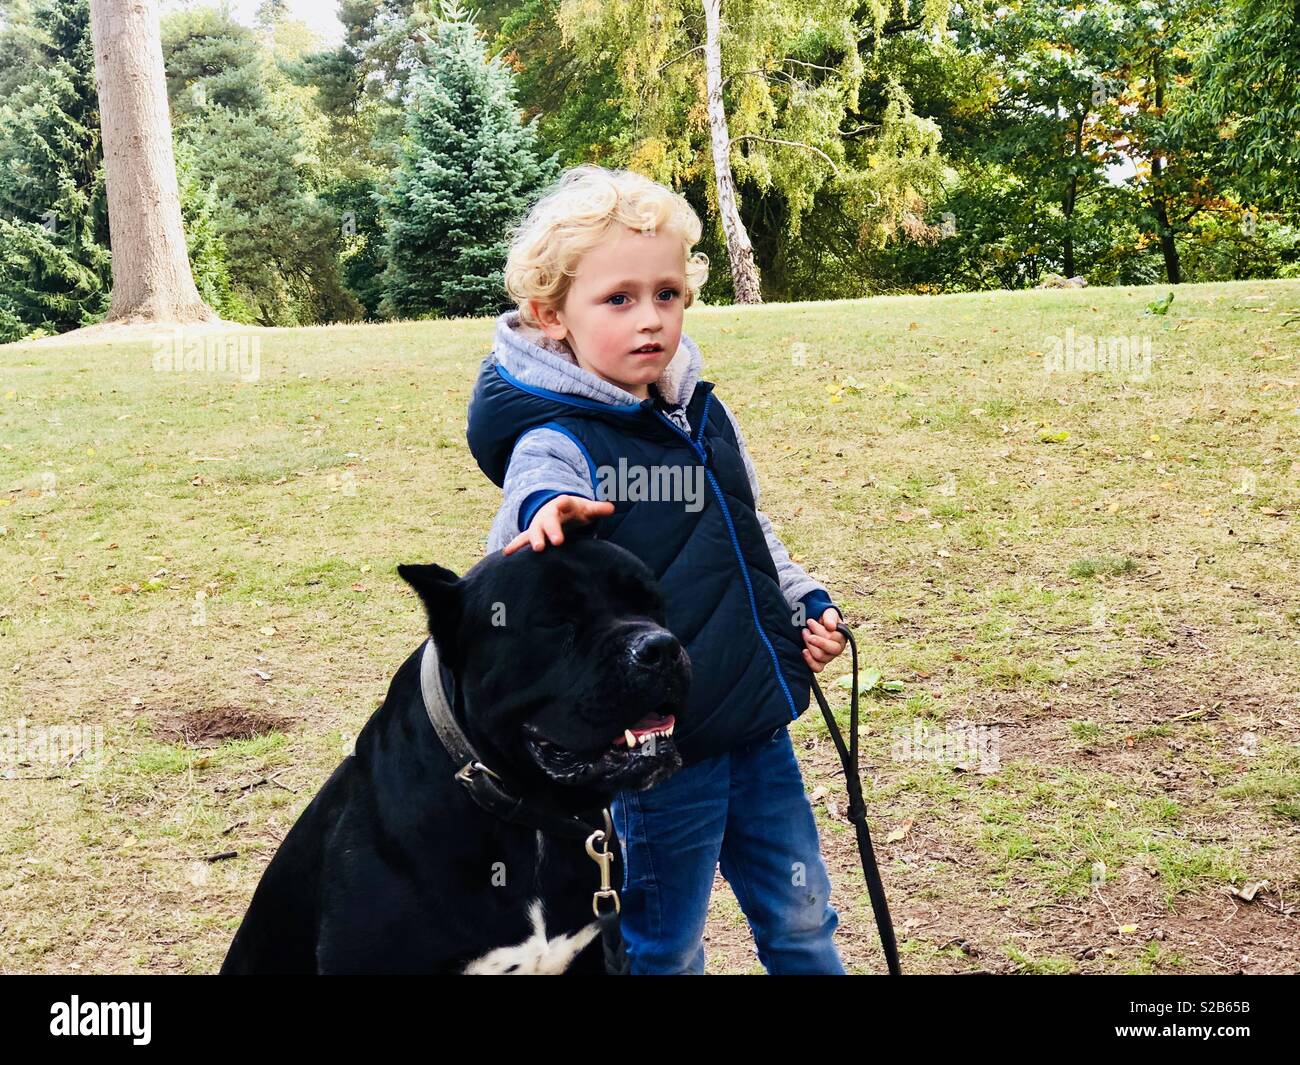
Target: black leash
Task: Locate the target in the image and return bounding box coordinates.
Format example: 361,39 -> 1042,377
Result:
606,622 -> 903,976
809,622 -> 903,975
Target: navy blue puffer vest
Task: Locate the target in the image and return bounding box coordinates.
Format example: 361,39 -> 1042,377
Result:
467,359 -> 813,766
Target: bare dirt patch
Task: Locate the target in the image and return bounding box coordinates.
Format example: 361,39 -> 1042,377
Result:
151,704 -> 290,748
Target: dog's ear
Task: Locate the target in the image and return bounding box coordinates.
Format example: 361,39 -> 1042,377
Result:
398,563 -> 463,658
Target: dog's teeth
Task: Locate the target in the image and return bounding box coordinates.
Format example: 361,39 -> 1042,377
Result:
625,729 -> 637,748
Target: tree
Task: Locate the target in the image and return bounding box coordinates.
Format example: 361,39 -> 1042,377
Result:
554,0 -> 954,303
162,6 -> 362,325
254,0 -> 288,36
173,135 -> 243,320
287,0 -> 434,174
1186,0 -> 1300,212
974,2 -> 1127,279
1106,0 -> 1222,285
378,0 -> 560,319
486,0 -> 628,167
0,0 -> 45,99
0,0 -> 109,340
89,0 -> 214,323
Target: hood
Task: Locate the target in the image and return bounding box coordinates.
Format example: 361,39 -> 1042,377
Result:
466,309 -> 705,487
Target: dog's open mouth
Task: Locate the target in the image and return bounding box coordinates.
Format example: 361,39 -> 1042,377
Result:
523,708 -> 682,791
612,709 -> 675,749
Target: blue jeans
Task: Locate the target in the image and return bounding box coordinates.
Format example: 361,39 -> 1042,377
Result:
610,724 -> 845,975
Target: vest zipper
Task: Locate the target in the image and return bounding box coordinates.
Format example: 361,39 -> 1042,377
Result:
651,399 -> 799,720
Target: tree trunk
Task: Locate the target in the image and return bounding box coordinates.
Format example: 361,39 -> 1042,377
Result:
1149,172 -> 1182,285
1062,111 -> 1082,278
90,0 -> 215,323
702,0 -> 762,303
1062,176 -> 1076,278
1148,47 -> 1181,285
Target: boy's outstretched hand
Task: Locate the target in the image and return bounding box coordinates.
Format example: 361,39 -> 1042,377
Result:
501,494 -> 615,556
802,608 -> 847,673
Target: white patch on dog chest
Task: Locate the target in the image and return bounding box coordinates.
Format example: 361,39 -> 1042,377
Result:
462,899 -> 600,975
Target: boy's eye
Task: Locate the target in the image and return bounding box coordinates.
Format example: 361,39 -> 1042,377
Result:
606,289 -> 680,306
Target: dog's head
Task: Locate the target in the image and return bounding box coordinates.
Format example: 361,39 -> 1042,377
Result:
398,536 -> 688,804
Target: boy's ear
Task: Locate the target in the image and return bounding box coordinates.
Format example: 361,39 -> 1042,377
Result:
398,563 -> 463,661
531,299 -> 567,342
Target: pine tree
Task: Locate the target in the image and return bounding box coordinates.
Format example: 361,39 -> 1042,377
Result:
163,7 -> 362,326
379,0 -> 560,320
0,0 -> 110,341
173,135 -> 244,321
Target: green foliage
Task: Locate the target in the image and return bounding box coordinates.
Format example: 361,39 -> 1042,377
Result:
0,0 -> 109,340
321,172 -> 387,319
161,6 -> 268,118
162,5 -> 361,326
173,137 -> 245,321
179,105 -> 361,325
282,0 -> 430,173
1187,0 -> 1300,211
0,0 -> 45,100
489,0 -> 626,167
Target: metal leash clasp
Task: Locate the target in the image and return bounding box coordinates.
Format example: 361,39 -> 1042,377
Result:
585,808 -> 620,917
454,760 -> 503,784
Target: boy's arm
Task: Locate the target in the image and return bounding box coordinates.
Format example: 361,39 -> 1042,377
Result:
485,427 -> 595,554
721,403 -> 843,625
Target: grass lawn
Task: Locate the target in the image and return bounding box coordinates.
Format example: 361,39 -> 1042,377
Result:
2,278 -> 1298,974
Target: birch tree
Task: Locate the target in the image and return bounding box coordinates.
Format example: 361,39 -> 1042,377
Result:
557,0 -> 951,302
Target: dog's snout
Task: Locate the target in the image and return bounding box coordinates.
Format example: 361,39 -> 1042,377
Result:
627,629 -> 679,671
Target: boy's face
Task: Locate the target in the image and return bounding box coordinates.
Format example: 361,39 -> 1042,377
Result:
531,225 -> 686,401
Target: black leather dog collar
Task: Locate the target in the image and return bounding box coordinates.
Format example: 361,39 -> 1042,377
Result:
418,638 -> 604,841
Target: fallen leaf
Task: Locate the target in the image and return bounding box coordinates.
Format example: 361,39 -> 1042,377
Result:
885,819 -> 914,844
1231,880 -> 1269,902
836,668 -> 884,691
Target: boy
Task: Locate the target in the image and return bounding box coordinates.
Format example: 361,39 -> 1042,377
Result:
466,165 -> 847,974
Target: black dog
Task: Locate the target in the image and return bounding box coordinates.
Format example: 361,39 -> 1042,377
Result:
220,537 -> 689,974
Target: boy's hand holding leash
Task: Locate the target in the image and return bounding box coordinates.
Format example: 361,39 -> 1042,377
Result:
803,610 -> 846,673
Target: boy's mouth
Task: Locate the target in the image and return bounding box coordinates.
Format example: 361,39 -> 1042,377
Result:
631,342 -> 663,354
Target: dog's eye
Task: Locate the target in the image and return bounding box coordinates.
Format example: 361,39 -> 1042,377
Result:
610,575 -> 663,617
537,619 -> 577,647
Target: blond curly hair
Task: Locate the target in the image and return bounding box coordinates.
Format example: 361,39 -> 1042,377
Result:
504,165 -> 710,328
